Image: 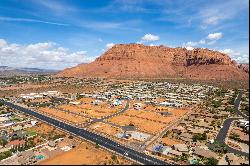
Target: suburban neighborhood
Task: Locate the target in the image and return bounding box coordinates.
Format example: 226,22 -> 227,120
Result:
0,76 -> 249,165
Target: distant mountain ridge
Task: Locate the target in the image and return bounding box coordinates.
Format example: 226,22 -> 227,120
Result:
0,66 -> 58,75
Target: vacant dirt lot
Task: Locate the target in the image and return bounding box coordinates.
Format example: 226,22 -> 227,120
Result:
108,106 -> 190,135
124,109 -> 177,124
39,141 -> 132,165
88,122 -> 123,136
108,115 -> 166,135
60,103 -> 120,118
38,107 -> 89,124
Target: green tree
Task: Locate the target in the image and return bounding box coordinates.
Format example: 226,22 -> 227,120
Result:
211,142 -> 227,154
95,143 -> 100,148
76,94 -> 83,100
228,97 -> 235,105
0,139 -> 8,147
224,107 -> 235,113
193,133 -> 207,141
162,131 -> 170,138
229,132 -> 240,141
179,153 -> 189,161
212,100 -> 221,108
111,155 -> 117,161
242,105 -> 249,116
204,157 -> 218,165
17,144 -> 21,152
0,150 -> 12,161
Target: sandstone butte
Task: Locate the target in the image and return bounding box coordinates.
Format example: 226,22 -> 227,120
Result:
57,44 -> 249,82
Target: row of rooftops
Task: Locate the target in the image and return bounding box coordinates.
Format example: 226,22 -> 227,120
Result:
19,91 -> 60,99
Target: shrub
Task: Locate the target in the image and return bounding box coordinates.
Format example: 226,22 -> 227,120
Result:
193,133 -> 207,141
179,153 -> 189,161
211,142 -> 228,154
203,157 -> 218,165
229,133 -> 240,141
0,150 -> 12,161
0,139 -> 8,146
95,143 -> 100,148
111,155 -> 117,161
224,107 -> 235,113
162,131 -> 170,138
212,100 -> 221,108
228,97 -> 235,105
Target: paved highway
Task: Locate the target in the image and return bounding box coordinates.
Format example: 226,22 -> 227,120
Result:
0,99 -> 168,165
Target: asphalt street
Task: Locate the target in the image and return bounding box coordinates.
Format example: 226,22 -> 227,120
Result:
83,100 -> 130,128
214,118 -> 248,157
208,92 -> 249,157
0,99 -> 168,165
234,92 -> 249,120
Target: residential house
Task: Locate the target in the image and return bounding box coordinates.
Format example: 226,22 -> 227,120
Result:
179,132 -> 193,142
192,147 -> 218,159
172,126 -> 185,134
6,139 -> 26,149
133,103 -> 144,110
172,144 -> 189,153
193,121 -> 213,130
17,150 -> 36,165
225,153 -> 249,165
187,127 -> 207,135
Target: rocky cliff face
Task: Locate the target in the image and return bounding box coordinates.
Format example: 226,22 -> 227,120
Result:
57,44 -> 248,81
238,64 -> 249,73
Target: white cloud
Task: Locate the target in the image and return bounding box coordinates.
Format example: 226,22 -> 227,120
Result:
207,32 -> 222,40
204,16 -> 220,25
199,40 -> 206,44
183,32 -> 223,47
220,48 -> 249,63
34,0 -> 78,15
199,0 -> 248,28
207,40 -> 217,45
106,43 -> 115,49
185,41 -> 198,47
141,34 -> 160,42
0,39 -> 7,48
0,39 -> 90,69
220,49 -> 233,54
0,16 -> 69,26
186,46 -> 194,50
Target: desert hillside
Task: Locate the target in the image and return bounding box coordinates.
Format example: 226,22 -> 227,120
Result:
57,44 -> 248,82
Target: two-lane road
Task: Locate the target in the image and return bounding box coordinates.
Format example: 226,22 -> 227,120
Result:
208,92 -> 249,157
214,118 -> 248,157
0,99 -> 168,165
234,91 -> 248,120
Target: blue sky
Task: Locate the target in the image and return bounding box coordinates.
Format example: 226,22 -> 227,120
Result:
0,0 -> 249,69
